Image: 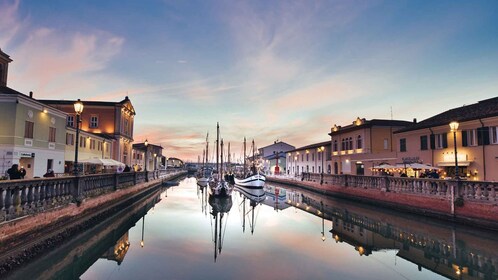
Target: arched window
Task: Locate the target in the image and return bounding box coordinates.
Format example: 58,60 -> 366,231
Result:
333,140 -> 338,151
328,164 -> 331,174
349,137 -> 353,150
357,135 -> 362,149
341,139 -> 346,150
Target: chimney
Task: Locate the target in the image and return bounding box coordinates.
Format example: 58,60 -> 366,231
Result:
29,91 -> 33,98
413,118 -> 417,123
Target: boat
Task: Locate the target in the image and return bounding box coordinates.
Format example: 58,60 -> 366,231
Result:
235,185 -> 266,234
234,138 -> 266,188
208,123 -> 233,197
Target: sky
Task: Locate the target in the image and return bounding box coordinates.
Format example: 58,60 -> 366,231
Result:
1,0 -> 497,161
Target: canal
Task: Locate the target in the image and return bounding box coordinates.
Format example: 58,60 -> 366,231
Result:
6,176 -> 498,280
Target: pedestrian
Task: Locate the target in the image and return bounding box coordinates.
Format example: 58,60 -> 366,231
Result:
124,165 -> 131,172
7,164 -> 22,180
20,166 -> 26,179
43,169 -> 55,177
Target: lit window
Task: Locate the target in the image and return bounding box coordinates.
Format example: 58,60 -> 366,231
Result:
491,127 -> 498,144
66,133 -> 74,145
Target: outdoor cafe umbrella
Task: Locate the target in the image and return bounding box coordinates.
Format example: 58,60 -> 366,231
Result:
79,157 -> 125,167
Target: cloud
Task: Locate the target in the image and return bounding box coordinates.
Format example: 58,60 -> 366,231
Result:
0,0 -> 23,48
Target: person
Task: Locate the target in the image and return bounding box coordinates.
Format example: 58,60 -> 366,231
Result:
123,165 -> 131,172
7,164 -> 22,180
19,166 -> 26,179
400,172 -> 408,177
43,169 -> 55,177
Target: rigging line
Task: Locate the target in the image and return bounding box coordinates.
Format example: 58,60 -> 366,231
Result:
368,252 -> 410,280
221,212 -> 230,248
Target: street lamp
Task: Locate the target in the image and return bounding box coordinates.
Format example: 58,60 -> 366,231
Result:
144,139 -> 148,172
449,121 -> 459,179
318,146 -> 325,184
73,99 -> 84,176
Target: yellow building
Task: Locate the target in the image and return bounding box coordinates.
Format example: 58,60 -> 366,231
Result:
328,118 -> 412,175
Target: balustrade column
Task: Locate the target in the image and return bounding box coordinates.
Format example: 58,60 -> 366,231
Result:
12,187 -> 21,215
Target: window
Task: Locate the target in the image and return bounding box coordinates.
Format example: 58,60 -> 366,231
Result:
349,137 -> 353,150
477,127 -> 490,146
462,129 -> 476,147
301,154 -> 304,161
318,152 -> 321,161
491,127 -> 498,144
306,153 -> 309,161
124,118 -> 129,135
333,140 -> 338,151
24,121 -> 34,139
357,135 -> 362,149
400,138 -> 407,152
49,127 -> 56,142
383,139 -> 388,150
80,136 -> 86,148
341,139 -> 346,150
90,139 -> 96,150
67,115 -> 74,127
312,153 -> 314,161
420,135 -> 428,150
90,115 -> 98,128
66,133 -> 74,145
435,133 -> 448,149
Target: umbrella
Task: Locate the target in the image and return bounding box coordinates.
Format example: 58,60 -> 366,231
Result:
80,157 -> 125,167
372,163 -> 396,169
406,163 -> 440,170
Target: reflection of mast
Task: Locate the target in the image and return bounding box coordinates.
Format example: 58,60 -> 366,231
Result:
320,201 -> 325,242
209,195 -> 232,263
140,215 -> 145,248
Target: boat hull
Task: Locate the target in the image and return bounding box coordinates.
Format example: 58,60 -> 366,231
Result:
234,174 -> 266,188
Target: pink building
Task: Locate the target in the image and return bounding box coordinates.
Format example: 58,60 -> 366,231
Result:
394,97 -> 498,181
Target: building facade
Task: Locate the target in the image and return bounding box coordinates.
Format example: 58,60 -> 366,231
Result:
39,97 -> 136,166
258,141 -> 295,175
286,141 -> 331,177
132,142 -> 164,171
328,118 -> 413,176
394,97 -> 498,181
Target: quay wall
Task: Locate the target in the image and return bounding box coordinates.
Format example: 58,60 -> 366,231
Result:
268,173 -> 498,231
0,170 -> 186,248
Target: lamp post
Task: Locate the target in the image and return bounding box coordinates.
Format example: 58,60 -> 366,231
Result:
318,146 -> 325,184
73,99 -> 84,176
449,121 -> 459,179
144,139 -> 148,172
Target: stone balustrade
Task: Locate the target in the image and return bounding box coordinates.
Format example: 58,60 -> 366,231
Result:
300,172 -> 498,204
0,169 -> 181,223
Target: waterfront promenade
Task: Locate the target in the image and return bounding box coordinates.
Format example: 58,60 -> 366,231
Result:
268,173 -> 498,231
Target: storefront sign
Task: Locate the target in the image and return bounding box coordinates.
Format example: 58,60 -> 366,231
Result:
20,152 -> 35,158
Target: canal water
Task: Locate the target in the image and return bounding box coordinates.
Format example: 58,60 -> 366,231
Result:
8,176 -> 498,280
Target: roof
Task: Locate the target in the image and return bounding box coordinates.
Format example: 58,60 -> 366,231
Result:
395,96 -> 498,133
286,140 -> 330,153
0,86 -> 26,96
38,96 -> 131,107
132,143 -> 163,150
0,48 -> 12,62
263,151 -> 288,160
329,119 -> 413,136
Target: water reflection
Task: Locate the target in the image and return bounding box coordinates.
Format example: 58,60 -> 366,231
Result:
277,183 -> 498,280
2,178 -> 497,280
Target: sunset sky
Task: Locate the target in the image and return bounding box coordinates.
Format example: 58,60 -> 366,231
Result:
1,0 -> 497,161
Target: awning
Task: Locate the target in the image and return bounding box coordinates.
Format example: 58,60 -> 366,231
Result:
437,161 -> 471,167
80,157 -> 125,167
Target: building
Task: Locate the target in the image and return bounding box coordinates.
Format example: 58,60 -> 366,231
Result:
64,128 -> 113,174
39,97 -> 136,166
328,118 -> 413,175
258,140 -> 295,175
394,97 -> 498,181
167,157 -> 184,168
0,49 -> 68,178
132,142 -> 164,171
286,141 -> 331,177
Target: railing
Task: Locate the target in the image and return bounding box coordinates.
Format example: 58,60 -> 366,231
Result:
299,172 -> 498,203
0,169 -> 183,223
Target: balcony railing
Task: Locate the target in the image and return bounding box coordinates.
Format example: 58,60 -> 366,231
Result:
299,172 -> 498,203
0,169 -> 184,223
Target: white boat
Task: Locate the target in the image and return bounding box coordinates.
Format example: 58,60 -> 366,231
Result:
234,138 -> 266,189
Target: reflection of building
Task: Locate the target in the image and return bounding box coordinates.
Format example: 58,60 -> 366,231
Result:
100,232 -> 130,265
262,185 -> 291,211
292,188 -> 498,280
329,118 -> 412,175
286,141 -> 330,177
394,97 -> 498,181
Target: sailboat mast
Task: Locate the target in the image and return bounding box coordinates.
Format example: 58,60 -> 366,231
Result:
252,139 -> 255,169
216,123 -> 219,179
228,142 -> 231,171
221,138 -> 224,177
205,132 -> 209,166
243,137 -> 247,175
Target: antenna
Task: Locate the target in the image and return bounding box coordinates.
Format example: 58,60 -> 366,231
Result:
390,106 -> 393,120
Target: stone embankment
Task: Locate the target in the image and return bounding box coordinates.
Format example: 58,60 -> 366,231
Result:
268,173 -> 498,231
0,170 -> 185,276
